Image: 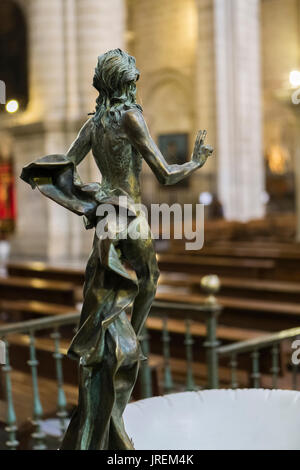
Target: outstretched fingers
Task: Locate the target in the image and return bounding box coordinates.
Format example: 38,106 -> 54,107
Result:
200,130 -> 207,145
194,130 -> 212,161
195,130 -> 203,151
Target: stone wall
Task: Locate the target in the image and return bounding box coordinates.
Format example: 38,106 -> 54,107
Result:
3,0 -> 125,261
2,0 -> 300,259
127,0 -> 216,206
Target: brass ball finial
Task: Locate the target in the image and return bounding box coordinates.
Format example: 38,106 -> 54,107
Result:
201,274 -> 220,294
201,274 -> 220,304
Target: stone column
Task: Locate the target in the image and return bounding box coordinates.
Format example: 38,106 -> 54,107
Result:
10,1 -> 67,261
64,0 -> 80,123
76,0 -> 126,115
76,0 -> 126,257
28,1 -> 69,261
27,0 -> 66,121
195,0 -> 218,201
12,0 -> 127,261
213,0 -> 265,221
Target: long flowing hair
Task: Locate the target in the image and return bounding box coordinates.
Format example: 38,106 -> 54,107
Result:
92,49 -> 142,127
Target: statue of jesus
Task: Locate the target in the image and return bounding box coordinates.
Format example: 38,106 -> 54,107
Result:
21,49 -> 213,450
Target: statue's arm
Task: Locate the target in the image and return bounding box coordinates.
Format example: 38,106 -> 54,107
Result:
123,110 -> 213,185
66,118 -> 92,166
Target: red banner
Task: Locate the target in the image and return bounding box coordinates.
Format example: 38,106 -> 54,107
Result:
0,161 -> 16,234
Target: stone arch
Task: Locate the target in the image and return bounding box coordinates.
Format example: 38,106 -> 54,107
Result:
143,69 -> 193,112
139,68 -> 196,206
141,68 -> 195,140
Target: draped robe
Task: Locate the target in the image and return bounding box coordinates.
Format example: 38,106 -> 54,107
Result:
21,154 -> 141,450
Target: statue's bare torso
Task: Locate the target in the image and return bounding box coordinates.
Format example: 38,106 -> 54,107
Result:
90,112 -> 142,203
68,107 -> 212,207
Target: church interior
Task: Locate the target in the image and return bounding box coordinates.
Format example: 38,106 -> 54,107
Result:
1,0 -> 300,451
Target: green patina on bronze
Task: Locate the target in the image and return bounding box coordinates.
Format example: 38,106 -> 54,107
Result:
20,49 -> 213,450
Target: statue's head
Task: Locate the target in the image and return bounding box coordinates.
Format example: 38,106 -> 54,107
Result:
93,49 -> 140,99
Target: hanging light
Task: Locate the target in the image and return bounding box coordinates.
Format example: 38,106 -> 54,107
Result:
199,192 -> 213,206
5,99 -> 19,113
289,71 -> 300,88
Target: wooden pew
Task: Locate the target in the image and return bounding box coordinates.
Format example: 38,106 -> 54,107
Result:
155,290 -> 300,332
7,262 -> 84,286
0,300 -> 77,322
0,277 -> 76,306
2,262 -> 294,386
157,253 -> 275,279
168,240 -> 300,281
158,273 -> 300,303
0,280 -> 277,358
170,239 -> 300,259
2,262 -> 295,352
8,255 -> 276,282
7,260 -> 300,305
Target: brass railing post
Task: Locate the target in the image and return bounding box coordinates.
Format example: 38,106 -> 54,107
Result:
201,275 -> 221,389
51,328 -> 68,437
138,326 -> 152,399
162,316 -> 174,393
2,339 -> 19,450
184,319 -> 197,391
28,331 -> 46,450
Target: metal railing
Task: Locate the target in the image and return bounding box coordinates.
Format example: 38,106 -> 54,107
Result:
0,284 -> 221,450
217,327 -> 300,390
0,313 -> 80,450
1,273 -> 300,449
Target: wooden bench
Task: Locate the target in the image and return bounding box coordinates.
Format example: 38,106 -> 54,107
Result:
170,240 -> 300,259
2,263 -> 295,382
155,290 -> 300,332
0,293 -> 270,357
7,261 -> 300,305
147,315 -> 265,343
8,256 -> 276,283
0,300 -> 77,322
168,240 -> 300,281
0,269 -> 292,368
157,254 -> 275,278
158,273 -> 300,303
7,262 -> 84,286
0,277 -> 76,306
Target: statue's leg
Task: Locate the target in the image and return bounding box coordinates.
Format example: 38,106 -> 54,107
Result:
61,358 -> 118,450
120,228 -> 160,337
109,359 -> 139,450
59,404 -> 80,450
60,366 -> 94,450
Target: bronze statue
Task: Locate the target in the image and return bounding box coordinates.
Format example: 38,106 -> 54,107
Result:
21,49 -> 213,450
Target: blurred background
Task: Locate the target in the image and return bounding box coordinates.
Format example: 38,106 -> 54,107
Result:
3,1 -> 300,449
0,0 -> 299,262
